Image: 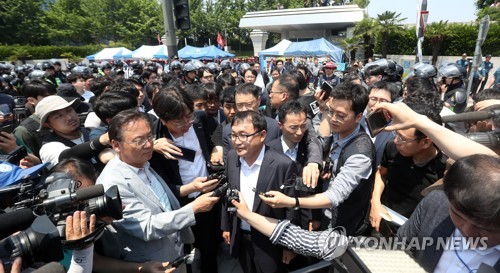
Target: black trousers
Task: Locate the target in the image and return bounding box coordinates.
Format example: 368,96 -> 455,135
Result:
238,231 -> 287,273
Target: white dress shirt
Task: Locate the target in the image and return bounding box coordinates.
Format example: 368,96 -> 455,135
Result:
171,126 -> 208,198
239,146 -> 266,231
434,229 -> 500,273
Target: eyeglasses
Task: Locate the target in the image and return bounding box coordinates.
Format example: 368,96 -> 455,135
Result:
236,102 -> 256,110
229,130 -> 263,142
127,134 -> 155,148
171,112 -> 195,128
392,131 -> 423,144
369,96 -> 390,104
326,108 -> 347,123
286,124 -> 307,132
269,91 -> 284,95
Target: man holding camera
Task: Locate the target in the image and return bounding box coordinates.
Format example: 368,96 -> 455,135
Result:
222,110 -> 298,273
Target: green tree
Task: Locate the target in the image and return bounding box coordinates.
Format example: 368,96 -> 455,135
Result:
352,0 -> 370,8
352,16 -> 376,60
0,0 -> 47,45
374,11 -> 406,58
426,20 -> 453,65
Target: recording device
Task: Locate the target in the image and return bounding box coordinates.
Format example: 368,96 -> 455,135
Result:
320,81 -> 333,100
173,145 -> 196,162
0,145 -> 28,165
321,157 -> 332,176
211,182 -> 229,198
0,208 -> 35,239
14,172 -> 123,223
13,96 -> 28,124
0,124 -> 13,134
207,161 -> 225,172
441,109 -> 500,123
466,131 -> 500,150
252,187 -> 273,198
0,215 -> 63,272
280,174 -> 316,193
366,110 -> 392,138
165,248 -> 200,269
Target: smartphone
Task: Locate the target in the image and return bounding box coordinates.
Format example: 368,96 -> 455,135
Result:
252,187 -> 273,198
0,124 -> 14,134
366,110 -> 392,138
4,146 -> 28,165
321,82 -> 333,100
173,144 -> 196,162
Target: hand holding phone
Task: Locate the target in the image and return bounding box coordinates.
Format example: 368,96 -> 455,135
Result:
366,109 -> 392,138
252,187 -> 273,198
320,82 -> 332,101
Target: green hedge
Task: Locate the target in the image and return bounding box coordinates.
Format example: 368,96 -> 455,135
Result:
374,22 -> 500,56
0,45 -> 103,61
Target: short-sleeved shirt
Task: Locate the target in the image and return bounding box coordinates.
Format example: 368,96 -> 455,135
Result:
380,142 -> 448,218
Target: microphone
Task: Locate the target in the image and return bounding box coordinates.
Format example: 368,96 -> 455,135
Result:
33,262 -> 67,273
0,208 -> 35,239
42,184 -> 104,207
441,110 -> 500,123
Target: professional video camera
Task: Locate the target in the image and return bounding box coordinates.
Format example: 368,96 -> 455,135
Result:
0,215 -> 63,272
12,96 -> 28,124
13,172 -> 122,223
0,172 -> 123,269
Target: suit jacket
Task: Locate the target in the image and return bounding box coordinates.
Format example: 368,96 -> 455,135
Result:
397,190 -> 500,272
97,157 -> 195,263
150,110 -> 215,203
361,115 -> 393,167
222,115 -> 281,162
221,147 -> 298,259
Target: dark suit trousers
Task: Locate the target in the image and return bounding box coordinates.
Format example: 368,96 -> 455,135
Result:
191,201 -> 222,273
238,231 -> 287,273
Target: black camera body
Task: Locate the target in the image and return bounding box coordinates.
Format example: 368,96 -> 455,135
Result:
0,215 -> 63,272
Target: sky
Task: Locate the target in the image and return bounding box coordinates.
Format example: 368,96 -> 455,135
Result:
367,0 -> 477,24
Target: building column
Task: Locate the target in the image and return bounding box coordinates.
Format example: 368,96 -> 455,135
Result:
250,29 -> 269,56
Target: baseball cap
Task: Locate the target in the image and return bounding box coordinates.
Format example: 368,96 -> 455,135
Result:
35,95 -> 79,131
0,161 -> 48,188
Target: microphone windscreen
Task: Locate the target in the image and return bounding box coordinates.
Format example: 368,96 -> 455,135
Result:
441,111 -> 492,123
75,184 -> 104,201
0,208 -> 35,239
33,262 -> 66,273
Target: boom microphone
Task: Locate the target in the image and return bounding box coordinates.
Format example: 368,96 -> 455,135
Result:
441,110 -> 500,123
0,208 -> 35,239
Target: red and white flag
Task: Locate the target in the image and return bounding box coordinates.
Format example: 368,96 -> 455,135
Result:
217,32 -> 226,48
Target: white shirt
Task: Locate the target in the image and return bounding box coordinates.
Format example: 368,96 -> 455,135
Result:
171,126 -> 208,198
434,228 -> 500,273
281,136 -> 298,162
82,90 -> 95,102
40,134 -> 85,169
239,146 -> 265,231
255,73 -> 265,91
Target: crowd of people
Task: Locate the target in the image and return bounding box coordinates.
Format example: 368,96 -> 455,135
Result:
0,53 -> 499,273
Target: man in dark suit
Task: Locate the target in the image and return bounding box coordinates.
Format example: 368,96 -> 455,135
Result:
221,83 -> 281,162
221,111 -> 298,273
397,154 -> 500,272
148,85 -> 222,273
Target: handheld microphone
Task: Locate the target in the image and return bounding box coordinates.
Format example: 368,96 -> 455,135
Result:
0,208 -> 35,239
441,110 -> 500,123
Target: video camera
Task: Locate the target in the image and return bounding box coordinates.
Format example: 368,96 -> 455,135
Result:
466,130 -> 500,150
0,172 -> 123,269
13,96 -> 28,124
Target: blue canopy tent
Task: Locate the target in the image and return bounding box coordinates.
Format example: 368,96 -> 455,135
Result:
178,45 -> 234,60
123,45 -> 168,59
86,47 -> 132,61
283,38 -> 343,63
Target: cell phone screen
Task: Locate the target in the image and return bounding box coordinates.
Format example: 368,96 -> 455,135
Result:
321,82 -> 332,100
366,110 -> 391,138
173,144 -> 196,162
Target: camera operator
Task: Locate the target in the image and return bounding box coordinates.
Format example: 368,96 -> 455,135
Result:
53,158 -> 176,273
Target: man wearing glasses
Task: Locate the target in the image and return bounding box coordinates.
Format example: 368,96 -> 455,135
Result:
261,82 -> 375,236
149,85 -> 222,273
222,110 -> 298,273
361,81 -> 399,166
369,93 -> 447,234
97,109 -> 219,272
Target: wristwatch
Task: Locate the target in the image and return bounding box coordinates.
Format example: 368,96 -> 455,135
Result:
293,197 -> 300,211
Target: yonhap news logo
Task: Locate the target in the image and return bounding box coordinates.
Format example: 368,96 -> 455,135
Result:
347,235 -> 488,251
